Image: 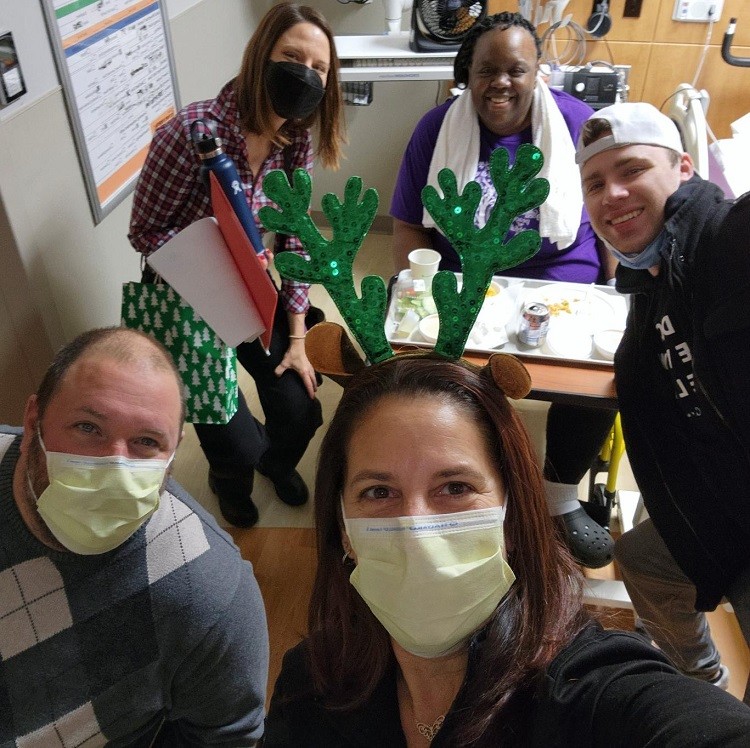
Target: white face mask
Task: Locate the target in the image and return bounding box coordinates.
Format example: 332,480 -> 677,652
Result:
343,505 -> 515,658
29,433 -> 172,555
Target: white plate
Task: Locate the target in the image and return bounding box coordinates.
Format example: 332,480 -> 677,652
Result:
525,283 -> 619,332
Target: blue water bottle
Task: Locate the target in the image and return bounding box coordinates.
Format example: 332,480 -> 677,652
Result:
190,119 -> 266,256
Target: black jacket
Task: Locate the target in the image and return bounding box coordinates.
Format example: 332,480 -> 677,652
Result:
264,623 -> 750,746
614,177 -> 750,610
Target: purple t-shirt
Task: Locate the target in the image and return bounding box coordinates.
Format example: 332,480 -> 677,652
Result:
390,89 -> 601,283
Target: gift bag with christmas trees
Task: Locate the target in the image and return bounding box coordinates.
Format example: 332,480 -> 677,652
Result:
121,282 -> 239,424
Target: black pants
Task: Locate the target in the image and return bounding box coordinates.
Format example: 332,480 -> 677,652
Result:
193,304 -> 323,492
543,403 -> 617,485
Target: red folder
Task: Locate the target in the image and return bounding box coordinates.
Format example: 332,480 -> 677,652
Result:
209,172 -> 278,352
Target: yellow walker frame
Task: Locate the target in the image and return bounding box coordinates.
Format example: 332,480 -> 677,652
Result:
585,414 -> 626,528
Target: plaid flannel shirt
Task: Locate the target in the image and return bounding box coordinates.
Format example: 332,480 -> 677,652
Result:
128,80 -> 312,314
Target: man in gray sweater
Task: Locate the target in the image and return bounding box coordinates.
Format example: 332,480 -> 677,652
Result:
0,326 -> 268,745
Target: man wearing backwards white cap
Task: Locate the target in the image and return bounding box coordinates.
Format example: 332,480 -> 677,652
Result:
576,101 -> 750,703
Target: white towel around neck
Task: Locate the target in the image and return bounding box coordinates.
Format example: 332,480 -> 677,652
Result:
422,74 -> 583,250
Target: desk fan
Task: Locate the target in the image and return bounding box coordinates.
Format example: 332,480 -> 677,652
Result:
409,0 -> 487,53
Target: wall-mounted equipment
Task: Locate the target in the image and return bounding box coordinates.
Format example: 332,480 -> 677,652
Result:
586,0 -> 613,38
623,0 -> 644,19
335,32 -> 456,81
722,17 -> 750,66
667,83 -> 709,178
334,31 -> 456,83
548,62 -> 630,109
673,0 -> 724,23
0,31 -> 27,107
563,68 -> 618,108
383,0 -> 413,33
410,0 -> 487,52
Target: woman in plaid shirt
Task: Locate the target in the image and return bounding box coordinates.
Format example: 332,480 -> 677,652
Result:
129,3 -> 345,526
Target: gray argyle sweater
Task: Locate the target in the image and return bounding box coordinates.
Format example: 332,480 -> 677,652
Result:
0,427 -> 268,746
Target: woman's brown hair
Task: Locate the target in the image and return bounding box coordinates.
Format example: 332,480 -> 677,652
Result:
235,3 -> 344,169
307,355 -> 590,745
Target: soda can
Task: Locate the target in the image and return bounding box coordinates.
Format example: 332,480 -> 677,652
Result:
518,302 -> 550,347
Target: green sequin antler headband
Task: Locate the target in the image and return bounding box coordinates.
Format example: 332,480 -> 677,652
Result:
259,171 -> 391,363
261,144 -> 549,363
423,145 -> 549,358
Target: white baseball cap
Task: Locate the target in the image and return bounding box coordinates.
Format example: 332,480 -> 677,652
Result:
575,102 -> 684,166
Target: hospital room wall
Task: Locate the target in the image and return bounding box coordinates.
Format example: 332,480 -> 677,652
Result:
489,0 -> 750,137
0,0 -> 265,422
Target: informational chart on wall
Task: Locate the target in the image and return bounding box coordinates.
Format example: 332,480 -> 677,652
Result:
42,0 -> 179,223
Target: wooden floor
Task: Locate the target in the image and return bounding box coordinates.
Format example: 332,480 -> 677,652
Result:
231,527 -> 750,707
230,527 -> 317,696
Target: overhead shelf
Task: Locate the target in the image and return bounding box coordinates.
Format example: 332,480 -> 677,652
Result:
335,32 -> 457,82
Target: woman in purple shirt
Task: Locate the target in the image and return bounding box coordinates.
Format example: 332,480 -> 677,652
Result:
390,13 -> 616,567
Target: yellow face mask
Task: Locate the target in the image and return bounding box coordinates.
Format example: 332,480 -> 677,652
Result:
343,505 -> 515,658
30,434 -> 172,555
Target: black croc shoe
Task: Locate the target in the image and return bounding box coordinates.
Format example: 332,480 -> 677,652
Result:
560,506 -> 614,568
257,464 -> 309,506
208,471 -> 259,528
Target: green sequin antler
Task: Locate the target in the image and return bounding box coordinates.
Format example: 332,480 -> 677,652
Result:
260,169 -> 393,364
422,144 -> 550,359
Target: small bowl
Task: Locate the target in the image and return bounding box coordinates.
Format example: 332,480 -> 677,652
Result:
485,280 -> 503,299
544,320 -> 592,359
593,328 -> 624,361
456,279 -> 502,296
418,314 -> 440,344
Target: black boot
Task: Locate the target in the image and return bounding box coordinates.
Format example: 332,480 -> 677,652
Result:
208,470 -> 259,527
257,460 -> 309,506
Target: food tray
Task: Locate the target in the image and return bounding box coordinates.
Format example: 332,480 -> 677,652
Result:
385,271 -> 629,367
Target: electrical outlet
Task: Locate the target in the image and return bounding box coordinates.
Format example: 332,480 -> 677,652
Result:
672,0 -> 724,22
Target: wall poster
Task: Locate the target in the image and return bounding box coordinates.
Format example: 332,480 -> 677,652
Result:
42,0 -> 180,224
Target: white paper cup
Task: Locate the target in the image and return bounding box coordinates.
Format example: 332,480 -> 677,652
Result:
408,248 -> 441,290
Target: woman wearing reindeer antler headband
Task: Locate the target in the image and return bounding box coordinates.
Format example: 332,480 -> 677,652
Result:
390,12 -> 617,570
263,353 -> 750,746
261,155 -> 750,747
129,4 -> 345,526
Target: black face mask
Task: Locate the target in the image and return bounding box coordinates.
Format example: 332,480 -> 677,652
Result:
265,60 -> 325,120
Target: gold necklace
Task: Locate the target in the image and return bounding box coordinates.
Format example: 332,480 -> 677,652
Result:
416,714 -> 445,742
397,672 -> 448,743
